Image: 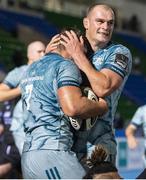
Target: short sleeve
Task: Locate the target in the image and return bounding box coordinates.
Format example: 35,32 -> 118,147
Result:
3,66 -> 27,88
130,106 -> 144,127
103,46 -> 132,79
57,60 -> 82,89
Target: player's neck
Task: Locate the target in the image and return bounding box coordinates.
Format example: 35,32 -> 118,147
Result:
52,49 -> 71,59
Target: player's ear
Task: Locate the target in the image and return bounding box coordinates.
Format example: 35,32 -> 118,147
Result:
83,17 -> 89,30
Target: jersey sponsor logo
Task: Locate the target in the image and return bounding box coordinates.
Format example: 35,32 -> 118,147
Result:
21,75 -> 44,84
115,54 -> 128,69
93,57 -> 104,66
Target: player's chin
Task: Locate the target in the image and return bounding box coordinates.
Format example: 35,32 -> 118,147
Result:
97,34 -> 110,43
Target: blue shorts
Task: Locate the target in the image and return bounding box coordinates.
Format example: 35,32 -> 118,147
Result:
21,149 -> 85,179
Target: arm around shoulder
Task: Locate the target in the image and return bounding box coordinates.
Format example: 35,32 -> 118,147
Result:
57,85 -> 108,119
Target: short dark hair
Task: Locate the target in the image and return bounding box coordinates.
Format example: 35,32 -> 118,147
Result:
83,145 -> 120,179
83,161 -> 118,179
85,3 -> 116,19
58,27 -> 81,51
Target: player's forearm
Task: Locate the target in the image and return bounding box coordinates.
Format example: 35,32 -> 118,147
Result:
69,97 -> 108,119
58,86 -> 108,119
73,53 -> 112,97
0,88 -> 21,102
126,128 -> 137,149
83,67 -> 112,97
126,132 -> 135,139
125,126 -> 135,138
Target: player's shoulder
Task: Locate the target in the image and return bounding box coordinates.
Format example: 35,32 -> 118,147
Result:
109,42 -> 131,55
11,64 -> 28,73
138,105 -> 146,111
45,52 -> 75,67
57,57 -> 77,71
5,65 -> 28,80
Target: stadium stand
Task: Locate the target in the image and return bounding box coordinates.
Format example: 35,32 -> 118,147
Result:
113,33 -> 146,108
115,31 -> 146,54
0,29 -> 26,71
0,9 -> 59,38
123,74 -> 146,106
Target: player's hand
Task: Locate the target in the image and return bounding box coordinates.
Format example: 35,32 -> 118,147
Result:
45,34 -> 60,53
60,30 -> 85,59
60,30 -> 92,72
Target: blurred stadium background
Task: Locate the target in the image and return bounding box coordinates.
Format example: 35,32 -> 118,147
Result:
0,0 -> 146,178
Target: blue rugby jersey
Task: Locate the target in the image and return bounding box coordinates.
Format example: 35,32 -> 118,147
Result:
3,65 -> 28,88
3,65 -> 29,153
130,105 -> 146,149
20,53 -> 82,152
72,42 -> 132,163
91,42 -> 132,126
3,65 -> 28,128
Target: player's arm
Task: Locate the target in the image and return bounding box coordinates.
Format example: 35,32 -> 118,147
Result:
60,30 -> 124,97
0,83 -> 21,102
0,163 -> 12,178
0,124 -> 4,135
75,62 -> 122,97
125,124 -> 138,149
45,34 -> 60,54
58,85 -> 108,119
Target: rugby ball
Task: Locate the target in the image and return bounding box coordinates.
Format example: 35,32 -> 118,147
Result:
69,87 -> 98,131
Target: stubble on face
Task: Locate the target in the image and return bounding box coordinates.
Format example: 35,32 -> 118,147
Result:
85,5 -> 115,50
